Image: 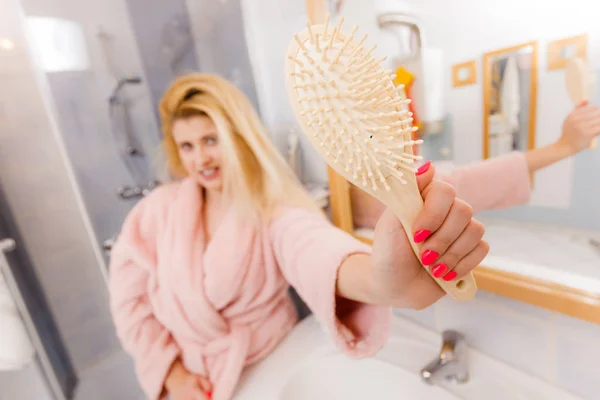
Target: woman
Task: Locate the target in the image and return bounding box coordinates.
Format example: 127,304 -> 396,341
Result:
107,73 -> 596,400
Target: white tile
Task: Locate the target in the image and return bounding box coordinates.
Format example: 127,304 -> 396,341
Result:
553,313 -> 600,400
475,290 -> 553,321
393,306 -> 437,331
435,293 -> 553,381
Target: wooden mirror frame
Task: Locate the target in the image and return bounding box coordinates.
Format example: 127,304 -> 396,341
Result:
482,41 -> 538,160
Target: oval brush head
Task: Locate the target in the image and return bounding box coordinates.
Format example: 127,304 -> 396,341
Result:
285,16 -> 477,301
286,16 -> 423,195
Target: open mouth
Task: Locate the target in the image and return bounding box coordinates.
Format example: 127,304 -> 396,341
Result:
198,167 -> 220,181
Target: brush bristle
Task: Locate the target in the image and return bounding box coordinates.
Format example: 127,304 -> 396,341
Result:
287,17 -> 423,192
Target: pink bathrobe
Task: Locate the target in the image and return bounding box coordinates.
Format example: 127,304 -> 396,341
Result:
108,151 -> 531,400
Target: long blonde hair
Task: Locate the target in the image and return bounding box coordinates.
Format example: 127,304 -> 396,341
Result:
159,73 -> 321,220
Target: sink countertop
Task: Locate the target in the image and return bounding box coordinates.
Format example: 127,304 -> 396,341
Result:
232,314 -> 582,400
479,218 -> 600,294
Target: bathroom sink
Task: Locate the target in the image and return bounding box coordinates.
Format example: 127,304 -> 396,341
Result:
279,354 -> 460,400
233,315 -> 582,400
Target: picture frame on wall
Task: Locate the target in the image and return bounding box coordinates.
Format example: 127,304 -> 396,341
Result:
452,60 -> 477,87
547,33 -> 588,70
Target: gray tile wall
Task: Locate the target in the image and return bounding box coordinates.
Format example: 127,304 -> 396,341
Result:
185,0 -> 261,113
123,0 -> 200,122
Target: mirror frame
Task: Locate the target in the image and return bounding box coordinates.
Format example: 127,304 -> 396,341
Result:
482,41 -> 538,160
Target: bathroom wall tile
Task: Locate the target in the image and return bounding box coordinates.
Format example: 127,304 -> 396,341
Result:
393,306 -> 437,331
64,318 -> 121,373
74,349 -> 145,400
435,293 -> 553,381
553,313 -> 600,400
474,290 -> 553,321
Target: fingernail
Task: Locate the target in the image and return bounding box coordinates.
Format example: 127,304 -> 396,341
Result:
421,249 -> 439,265
443,270 -> 457,281
414,229 -> 431,243
431,263 -> 447,278
416,161 -> 432,176
206,391 -> 212,399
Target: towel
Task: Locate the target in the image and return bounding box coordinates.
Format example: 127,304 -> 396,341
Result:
500,55 -> 521,135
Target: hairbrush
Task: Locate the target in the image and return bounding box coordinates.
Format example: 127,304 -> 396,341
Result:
284,16 -> 477,300
565,57 -> 597,149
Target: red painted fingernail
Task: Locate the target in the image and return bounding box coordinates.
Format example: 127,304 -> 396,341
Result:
416,161 -> 432,176
421,249 -> 439,265
443,270 -> 457,281
206,391 -> 212,399
414,229 -> 431,243
431,263 -> 447,278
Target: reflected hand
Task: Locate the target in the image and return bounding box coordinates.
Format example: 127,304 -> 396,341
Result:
559,100 -> 600,153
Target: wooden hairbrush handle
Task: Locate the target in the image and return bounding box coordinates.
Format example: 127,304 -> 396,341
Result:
381,174 -> 477,301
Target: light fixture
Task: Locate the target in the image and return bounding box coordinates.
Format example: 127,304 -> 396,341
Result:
26,17 -> 90,72
0,38 -> 15,51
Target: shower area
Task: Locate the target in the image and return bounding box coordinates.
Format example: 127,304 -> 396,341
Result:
0,0 -> 260,398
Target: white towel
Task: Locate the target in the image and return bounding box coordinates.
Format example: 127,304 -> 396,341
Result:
500,55 -> 521,134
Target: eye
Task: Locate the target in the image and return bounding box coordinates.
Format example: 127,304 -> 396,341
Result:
179,142 -> 193,151
204,135 -> 218,146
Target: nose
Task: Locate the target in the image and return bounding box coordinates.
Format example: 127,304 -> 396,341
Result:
193,146 -> 212,167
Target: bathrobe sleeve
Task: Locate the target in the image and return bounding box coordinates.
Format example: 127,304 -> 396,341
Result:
436,151 -> 531,213
108,188 -> 180,400
352,151 -> 532,228
269,208 -> 391,358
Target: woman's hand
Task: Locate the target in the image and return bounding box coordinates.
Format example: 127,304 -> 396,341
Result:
558,100 -> 600,153
165,359 -> 212,400
370,162 -> 488,309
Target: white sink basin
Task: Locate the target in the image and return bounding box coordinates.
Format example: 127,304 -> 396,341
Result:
279,354 -> 460,400
233,314 -> 582,400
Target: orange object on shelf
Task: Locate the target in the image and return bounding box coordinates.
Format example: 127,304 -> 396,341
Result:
393,66 -> 421,155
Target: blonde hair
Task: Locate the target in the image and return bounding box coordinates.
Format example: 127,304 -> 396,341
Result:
159,73 -> 321,220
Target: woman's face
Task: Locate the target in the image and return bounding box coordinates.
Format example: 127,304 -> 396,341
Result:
172,115 -> 223,193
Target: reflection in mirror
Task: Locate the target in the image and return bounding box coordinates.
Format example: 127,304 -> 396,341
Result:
457,67 -> 470,81
483,42 -> 537,159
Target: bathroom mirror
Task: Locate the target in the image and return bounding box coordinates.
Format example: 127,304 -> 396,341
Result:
482,42 -> 538,159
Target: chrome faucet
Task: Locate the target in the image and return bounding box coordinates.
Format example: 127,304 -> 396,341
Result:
420,330 -> 469,385
117,180 -> 160,200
